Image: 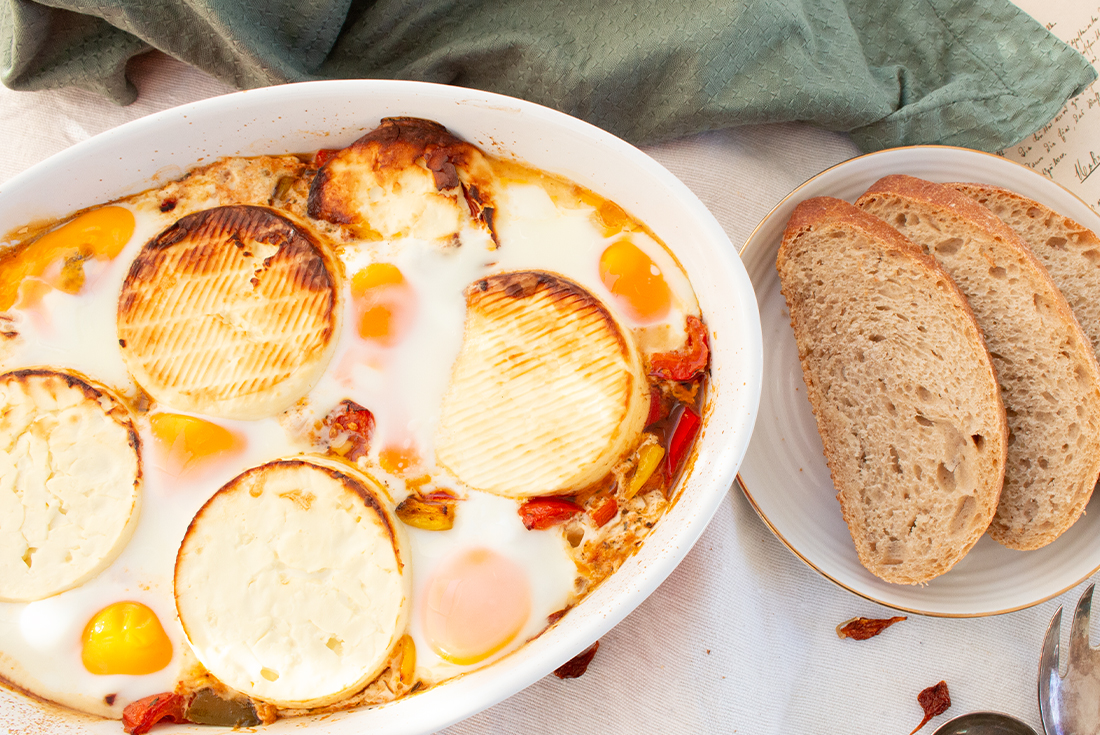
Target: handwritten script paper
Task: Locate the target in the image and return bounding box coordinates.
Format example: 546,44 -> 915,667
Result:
1004,1 -> 1100,211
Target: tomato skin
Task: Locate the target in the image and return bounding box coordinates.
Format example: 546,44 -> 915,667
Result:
518,497 -> 583,530
122,692 -> 189,735
648,315 -> 709,382
312,148 -> 341,167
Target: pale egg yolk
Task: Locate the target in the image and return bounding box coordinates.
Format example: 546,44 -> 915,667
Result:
149,413 -> 243,474
81,601 -> 172,676
351,262 -> 414,346
0,206 -> 135,310
598,238 -> 672,323
379,442 -> 422,476
422,547 -> 532,665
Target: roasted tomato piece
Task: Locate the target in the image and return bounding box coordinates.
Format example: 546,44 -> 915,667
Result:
519,497 -> 583,530
122,692 -> 189,735
321,400 -> 375,461
648,314 -> 709,381
312,148 -> 341,168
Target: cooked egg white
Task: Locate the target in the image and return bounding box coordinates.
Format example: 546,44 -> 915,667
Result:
0,160 -> 701,718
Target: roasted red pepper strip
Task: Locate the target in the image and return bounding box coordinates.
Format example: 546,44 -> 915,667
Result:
666,406 -> 701,477
588,495 -> 618,527
312,148 -> 341,167
519,497 -> 583,530
648,315 -> 709,381
122,692 -> 190,735
645,385 -> 667,426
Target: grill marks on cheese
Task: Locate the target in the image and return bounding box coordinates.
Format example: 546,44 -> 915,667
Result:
435,272 -> 650,497
777,197 -> 1006,584
857,176 -> 1100,551
174,458 -> 408,709
0,370 -> 141,601
117,206 -> 339,420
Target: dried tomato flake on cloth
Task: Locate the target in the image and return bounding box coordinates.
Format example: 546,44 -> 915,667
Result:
910,681 -> 951,734
836,615 -> 907,640
554,641 -> 600,679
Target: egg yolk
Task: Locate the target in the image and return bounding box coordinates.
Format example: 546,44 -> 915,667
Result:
422,547 -> 532,665
598,238 -> 672,323
351,262 -> 414,345
0,206 -> 135,310
379,442 -> 422,476
149,413 -> 242,474
81,601 -> 173,676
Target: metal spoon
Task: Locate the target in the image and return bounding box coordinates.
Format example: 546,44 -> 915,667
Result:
931,711 -> 1038,735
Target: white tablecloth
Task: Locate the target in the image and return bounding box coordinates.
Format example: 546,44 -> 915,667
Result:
1,50 -> 1091,735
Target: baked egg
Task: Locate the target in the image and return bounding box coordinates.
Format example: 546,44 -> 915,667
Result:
0,118 -> 710,730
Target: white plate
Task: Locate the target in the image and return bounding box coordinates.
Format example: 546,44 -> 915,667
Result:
737,145 -> 1100,617
0,80 -> 763,732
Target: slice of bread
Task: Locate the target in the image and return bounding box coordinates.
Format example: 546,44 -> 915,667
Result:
949,183 -> 1100,359
777,197 -> 1006,584
857,175 -> 1100,550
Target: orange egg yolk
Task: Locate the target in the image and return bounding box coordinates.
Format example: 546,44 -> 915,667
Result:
422,547 -> 532,665
149,413 -> 242,474
351,262 -> 414,345
81,601 -> 173,676
0,206 -> 135,310
598,238 -> 672,323
379,442 -> 422,476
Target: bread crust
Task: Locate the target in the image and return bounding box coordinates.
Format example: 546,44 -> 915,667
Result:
948,182 -> 1100,358
778,196 -> 1007,584
858,175 -> 1100,550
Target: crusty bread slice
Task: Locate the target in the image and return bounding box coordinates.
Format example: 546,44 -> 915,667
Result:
777,196 -> 1006,584
949,182 -> 1100,359
858,175 -> 1100,550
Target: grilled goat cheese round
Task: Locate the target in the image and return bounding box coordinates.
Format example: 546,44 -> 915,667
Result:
307,117 -> 498,243
117,205 -> 340,421
435,271 -> 650,497
174,458 -> 409,708
0,369 -> 141,602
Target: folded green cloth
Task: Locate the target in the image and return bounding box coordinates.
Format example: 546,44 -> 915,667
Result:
0,0 -> 1093,152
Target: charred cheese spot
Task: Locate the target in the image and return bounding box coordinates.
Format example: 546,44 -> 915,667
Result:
307,118 -> 498,243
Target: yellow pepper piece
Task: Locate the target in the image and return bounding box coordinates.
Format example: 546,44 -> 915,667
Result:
625,443 -> 665,500
397,634 -> 417,686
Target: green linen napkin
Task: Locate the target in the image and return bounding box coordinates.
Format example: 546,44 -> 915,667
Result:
0,0 -> 1093,152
